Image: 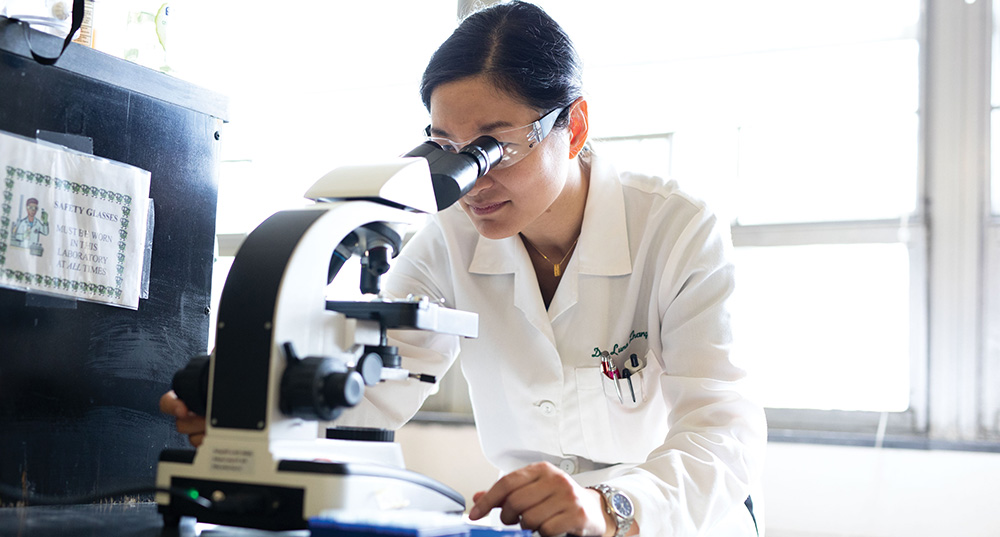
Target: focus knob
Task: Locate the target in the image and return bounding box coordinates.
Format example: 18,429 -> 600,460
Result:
172,355 -> 210,416
280,356 -> 364,421
323,369 -> 365,409
355,352 -> 384,386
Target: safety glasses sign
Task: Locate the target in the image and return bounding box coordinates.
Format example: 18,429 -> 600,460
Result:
0,130 -> 151,309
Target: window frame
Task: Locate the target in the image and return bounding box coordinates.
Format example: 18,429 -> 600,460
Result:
751,0 -> 998,446
925,0 -> 993,444
731,219 -> 929,436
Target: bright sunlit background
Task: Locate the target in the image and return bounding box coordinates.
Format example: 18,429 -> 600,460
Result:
81,0 -> 1000,441
146,0 -> 926,416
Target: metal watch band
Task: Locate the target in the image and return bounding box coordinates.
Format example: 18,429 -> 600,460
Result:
589,484 -> 633,537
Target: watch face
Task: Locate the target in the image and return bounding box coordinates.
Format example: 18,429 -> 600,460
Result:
611,492 -> 634,518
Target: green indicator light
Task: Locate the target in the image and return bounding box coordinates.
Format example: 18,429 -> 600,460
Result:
188,489 -> 200,500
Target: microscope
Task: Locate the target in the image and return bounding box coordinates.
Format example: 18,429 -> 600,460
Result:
155,137 -> 504,530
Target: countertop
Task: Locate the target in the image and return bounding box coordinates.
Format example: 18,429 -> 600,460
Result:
0,503 -> 310,537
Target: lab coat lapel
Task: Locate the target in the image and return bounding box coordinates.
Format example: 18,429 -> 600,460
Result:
469,235 -> 557,344
547,267 -> 577,321
575,154 -> 633,278
548,159 -> 631,320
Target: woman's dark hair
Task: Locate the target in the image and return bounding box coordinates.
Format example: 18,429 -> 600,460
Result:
420,1 -> 583,127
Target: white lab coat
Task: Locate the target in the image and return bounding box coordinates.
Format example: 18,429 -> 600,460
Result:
347,153 -> 768,536
11,215 -> 49,247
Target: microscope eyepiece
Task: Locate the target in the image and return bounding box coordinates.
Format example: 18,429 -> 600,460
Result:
403,135 -> 504,211
460,136 -> 504,177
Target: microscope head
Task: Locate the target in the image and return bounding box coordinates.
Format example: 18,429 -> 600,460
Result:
304,136 -> 503,213
308,136 -> 503,297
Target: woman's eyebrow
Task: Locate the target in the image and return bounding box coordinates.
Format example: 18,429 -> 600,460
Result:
479,119 -> 516,132
428,126 -> 452,138
428,120 -> 518,139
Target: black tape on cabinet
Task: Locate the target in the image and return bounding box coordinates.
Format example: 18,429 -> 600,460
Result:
0,17 -> 229,501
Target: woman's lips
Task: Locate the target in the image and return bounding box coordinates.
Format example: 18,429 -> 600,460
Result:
468,201 -> 507,216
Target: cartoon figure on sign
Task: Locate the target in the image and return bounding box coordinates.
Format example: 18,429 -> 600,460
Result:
10,197 -> 49,256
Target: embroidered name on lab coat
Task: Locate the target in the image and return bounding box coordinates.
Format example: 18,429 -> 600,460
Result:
592,329 -> 648,357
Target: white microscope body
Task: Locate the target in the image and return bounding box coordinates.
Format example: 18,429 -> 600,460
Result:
155,138 -> 503,530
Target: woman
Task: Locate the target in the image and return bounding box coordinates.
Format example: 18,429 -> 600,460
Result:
163,2 -> 766,536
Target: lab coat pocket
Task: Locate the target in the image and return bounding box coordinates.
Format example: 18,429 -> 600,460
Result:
602,368 -> 644,409
575,367 -> 617,458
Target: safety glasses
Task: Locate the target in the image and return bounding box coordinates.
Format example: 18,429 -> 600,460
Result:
424,107 -> 564,170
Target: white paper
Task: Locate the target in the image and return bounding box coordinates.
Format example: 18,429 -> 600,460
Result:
0,131 -> 151,309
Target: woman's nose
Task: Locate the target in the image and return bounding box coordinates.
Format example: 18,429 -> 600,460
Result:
464,173 -> 495,197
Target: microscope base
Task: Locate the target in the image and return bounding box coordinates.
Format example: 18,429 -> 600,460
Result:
156,449 -> 466,531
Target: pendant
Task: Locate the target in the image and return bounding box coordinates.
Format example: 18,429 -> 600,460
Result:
554,264 -> 561,277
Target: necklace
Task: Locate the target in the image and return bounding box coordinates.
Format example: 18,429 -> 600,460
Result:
520,233 -> 579,277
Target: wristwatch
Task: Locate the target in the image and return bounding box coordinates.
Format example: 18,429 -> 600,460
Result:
589,484 -> 634,537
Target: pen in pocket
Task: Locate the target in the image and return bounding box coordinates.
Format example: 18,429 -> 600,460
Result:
622,368 -> 635,403
600,351 -> 624,403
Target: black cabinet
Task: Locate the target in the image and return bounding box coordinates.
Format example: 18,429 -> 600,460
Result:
0,17 -> 228,501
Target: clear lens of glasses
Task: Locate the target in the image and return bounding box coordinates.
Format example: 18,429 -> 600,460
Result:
424,107 -> 564,170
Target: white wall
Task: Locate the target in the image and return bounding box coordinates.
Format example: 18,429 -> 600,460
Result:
397,422 -> 1000,537
396,422 -> 498,504
762,442 -> 1000,537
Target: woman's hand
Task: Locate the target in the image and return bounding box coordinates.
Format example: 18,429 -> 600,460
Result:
467,461 -> 614,537
159,390 -> 206,447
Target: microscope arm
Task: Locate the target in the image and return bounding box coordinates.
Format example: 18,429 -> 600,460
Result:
208,201 -> 423,438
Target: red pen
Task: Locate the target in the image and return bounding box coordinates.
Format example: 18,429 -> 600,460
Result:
601,352 -> 623,403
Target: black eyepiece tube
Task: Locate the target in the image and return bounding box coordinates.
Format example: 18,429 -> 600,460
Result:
403,136 -> 503,211
460,136 -> 504,177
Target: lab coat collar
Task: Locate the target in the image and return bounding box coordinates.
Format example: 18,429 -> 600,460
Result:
467,153 -> 634,278
466,153 -> 633,330
576,153 -> 633,276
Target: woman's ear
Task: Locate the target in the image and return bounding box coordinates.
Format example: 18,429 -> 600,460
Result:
567,98 -> 589,160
